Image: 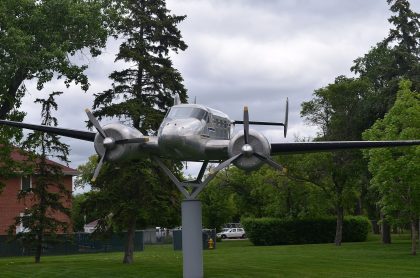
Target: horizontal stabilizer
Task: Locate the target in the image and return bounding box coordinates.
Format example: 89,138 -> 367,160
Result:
234,98 -> 289,138
233,120 -> 285,126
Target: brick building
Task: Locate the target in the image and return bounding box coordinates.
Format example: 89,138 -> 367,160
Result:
0,150 -> 78,235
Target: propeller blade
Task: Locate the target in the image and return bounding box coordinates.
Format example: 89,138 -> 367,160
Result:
115,137 -> 149,144
85,109 -> 107,138
91,154 -> 106,182
243,106 -> 250,144
254,152 -> 283,171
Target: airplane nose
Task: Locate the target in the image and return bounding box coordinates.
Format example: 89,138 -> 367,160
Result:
161,119 -> 202,137
158,118 -> 204,158
161,122 -> 181,137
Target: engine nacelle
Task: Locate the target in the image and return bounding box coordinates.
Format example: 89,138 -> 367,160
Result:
94,123 -> 145,161
228,129 -> 271,171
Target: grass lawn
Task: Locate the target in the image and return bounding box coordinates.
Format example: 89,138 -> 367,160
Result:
1,234 -> 420,277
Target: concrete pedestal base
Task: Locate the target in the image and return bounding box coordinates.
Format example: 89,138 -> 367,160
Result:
182,199 -> 203,278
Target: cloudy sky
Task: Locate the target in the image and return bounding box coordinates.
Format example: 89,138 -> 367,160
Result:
20,0 -> 420,190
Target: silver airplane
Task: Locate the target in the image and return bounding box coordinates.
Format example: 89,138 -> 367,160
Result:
1,96 -> 420,198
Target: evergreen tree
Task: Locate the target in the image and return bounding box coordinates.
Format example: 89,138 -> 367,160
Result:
93,0 -> 188,132
87,0 -> 187,264
8,92 -> 71,263
352,0 -> 420,116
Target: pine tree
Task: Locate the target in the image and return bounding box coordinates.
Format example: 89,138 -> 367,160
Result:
88,0 -> 187,264
93,0 -> 188,133
8,92 -> 71,263
352,0 -> 420,116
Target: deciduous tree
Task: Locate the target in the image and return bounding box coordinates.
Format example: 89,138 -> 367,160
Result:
301,77 -> 372,245
363,80 -> 420,255
0,0 -> 109,119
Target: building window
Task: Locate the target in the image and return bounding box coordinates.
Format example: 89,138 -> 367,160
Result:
16,212 -> 30,233
21,176 -> 32,191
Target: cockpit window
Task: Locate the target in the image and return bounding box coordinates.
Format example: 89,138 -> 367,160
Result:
167,107 -> 208,121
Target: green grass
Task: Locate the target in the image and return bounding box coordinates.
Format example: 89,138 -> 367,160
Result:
1,234 -> 420,277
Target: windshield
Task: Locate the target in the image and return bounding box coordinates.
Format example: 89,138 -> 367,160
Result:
167,107 -> 208,121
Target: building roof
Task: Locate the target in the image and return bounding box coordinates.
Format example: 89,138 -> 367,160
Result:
10,148 -> 79,176
84,220 -> 99,228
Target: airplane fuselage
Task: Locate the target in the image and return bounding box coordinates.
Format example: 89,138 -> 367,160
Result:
157,104 -> 232,161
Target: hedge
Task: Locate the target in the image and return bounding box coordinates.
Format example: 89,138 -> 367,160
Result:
241,216 -> 370,246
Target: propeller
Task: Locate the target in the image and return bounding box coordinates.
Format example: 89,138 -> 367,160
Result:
85,109 -> 110,182
85,109 -> 149,182
234,106 -> 284,171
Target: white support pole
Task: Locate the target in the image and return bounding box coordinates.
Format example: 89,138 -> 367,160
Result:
182,199 -> 203,278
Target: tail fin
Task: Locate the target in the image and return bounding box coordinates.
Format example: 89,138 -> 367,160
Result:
284,98 -> 288,138
233,98 -> 289,138
173,94 -> 181,106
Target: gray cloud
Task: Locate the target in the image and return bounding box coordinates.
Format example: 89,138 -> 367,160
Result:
17,0 -> 420,181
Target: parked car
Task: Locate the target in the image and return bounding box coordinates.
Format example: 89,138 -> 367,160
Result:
216,228 -> 246,239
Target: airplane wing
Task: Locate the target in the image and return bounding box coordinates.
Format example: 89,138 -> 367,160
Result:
0,120 -> 96,142
270,140 -> 420,154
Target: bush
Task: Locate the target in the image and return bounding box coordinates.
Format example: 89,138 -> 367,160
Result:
242,216 -> 370,246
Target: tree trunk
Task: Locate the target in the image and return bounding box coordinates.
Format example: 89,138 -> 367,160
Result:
354,197 -> 362,215
370,219 -> 380,234
35,233 -> 42,263
0,68 -> 27,119
334,206 -> 344,246
123,218 -> 136,264
411,219 -> 417,256
380,212 -> 391,244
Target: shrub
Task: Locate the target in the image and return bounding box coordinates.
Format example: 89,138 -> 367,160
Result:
242,216 -> 370,246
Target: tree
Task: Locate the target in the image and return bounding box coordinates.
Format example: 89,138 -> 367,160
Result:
351,0 -> 420,117
385,0 -> 420,82
200,174 -> 237,231
0,0 -> 109,119
301,76 -> 373,245
205,164 -> 330,224
93,0 -> 188,132
363,80 -> 420,255
0,0 -> 109,196
8,92 -> 71,263
279,151 -> 361,246
86,0 -> 188,264
76,156 -> 182,260
71,193 -> 99,232
350,0 -> 420,243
